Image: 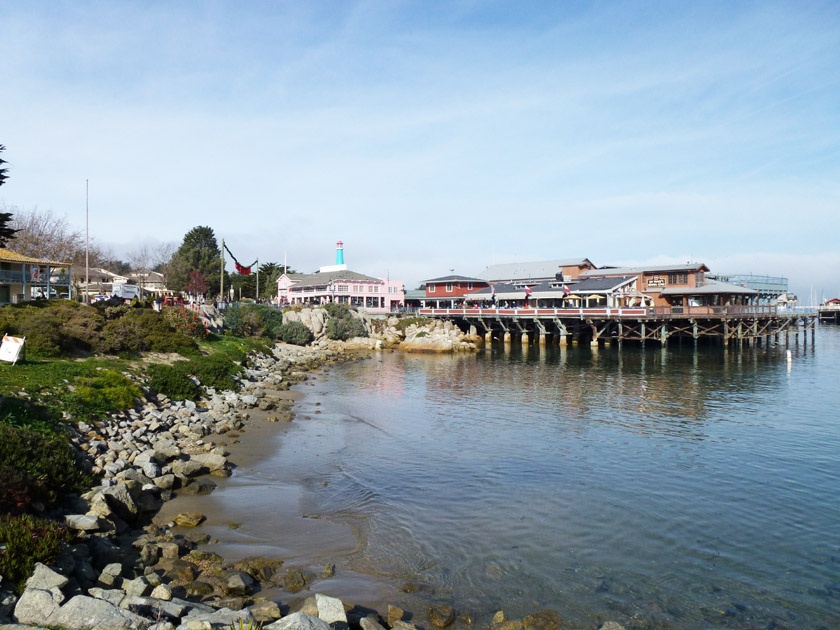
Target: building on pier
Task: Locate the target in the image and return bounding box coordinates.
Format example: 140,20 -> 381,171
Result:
276,241 -> 405,313
422,275 -> 490,308
707,273 -> 788,304
477,258 -> 596,286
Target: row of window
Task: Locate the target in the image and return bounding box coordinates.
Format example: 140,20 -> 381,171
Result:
429,282 -> 473,293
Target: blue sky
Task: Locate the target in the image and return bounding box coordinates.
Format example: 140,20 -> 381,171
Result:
1,1 -> 838,298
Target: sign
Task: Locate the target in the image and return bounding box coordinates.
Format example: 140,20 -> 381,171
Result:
647,274 -> 666,288
30,265 -> 41,282
0,334 -> 26,365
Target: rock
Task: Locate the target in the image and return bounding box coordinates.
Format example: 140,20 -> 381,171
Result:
387,605 -> 405,626
154,474 -> 176,490
101,483 -> 139,521
186,582 -> 214,598
360,616 -> 387,630
13,588 -> 61,625
190,453 -> 227,472
427,604 -> 455,628
177,607 -> 253,629
122,595 -> 188,621
122,576 -> 150,597
172,459 -> 205,478
87,587 -> 125,606
599,623 -> 626,630
321,563 -> 335,578
264,612 -> 332,630
223,571 -> 255,597
174,512 -> 205,527
65,514 -> 103,532
249,598 -> 283,622
49,595 -> 152,630
523,610 -> 563,630
151,584 -> 173,601
179,479 -> 217,495
283,569 -> 307,593
154,439 -> 181,461
492,611 -> 507,627
24,563 -> 68,591
315,593 -> 346,624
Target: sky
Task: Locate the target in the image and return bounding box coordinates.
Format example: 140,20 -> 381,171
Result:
1,1 -> 839,299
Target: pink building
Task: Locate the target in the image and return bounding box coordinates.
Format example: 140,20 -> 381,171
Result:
277,241 -> 405,313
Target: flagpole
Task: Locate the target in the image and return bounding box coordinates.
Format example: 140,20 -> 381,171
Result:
85,179 -> 89,304
220,238 -> 225,303
256,259 -> 259,301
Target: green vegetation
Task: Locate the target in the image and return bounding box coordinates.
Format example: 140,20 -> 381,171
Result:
146,363 -> 201,401
0,513 -> 70,594
0,300 -> 197,358
0,423 -> 92,511
224,303 -> 293,342
323,303 -> 368,341
65,371 -> 143,419
183,353 -> 240,390
165,226 -> 224,295
277,321 -> 313,346
394,316 -> 430,332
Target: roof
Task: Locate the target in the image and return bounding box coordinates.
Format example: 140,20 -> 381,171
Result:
581,263 -> 709,277
423,275 -> 486,284
404,289 -> 426,300
285,270 -> 381,289
0,248 -> 71,266
568,276 -> 636,293
476,259 -> 593,281
660,280 -> 758,296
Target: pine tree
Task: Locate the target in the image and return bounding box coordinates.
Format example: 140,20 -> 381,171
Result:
0,144 -> 20,247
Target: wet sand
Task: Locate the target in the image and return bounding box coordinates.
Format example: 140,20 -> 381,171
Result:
153,367 -> 407,610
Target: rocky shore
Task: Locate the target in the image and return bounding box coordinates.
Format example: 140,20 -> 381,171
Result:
0,335 -> 625,630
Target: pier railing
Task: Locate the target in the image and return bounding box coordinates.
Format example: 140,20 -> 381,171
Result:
417,305 -> 810,319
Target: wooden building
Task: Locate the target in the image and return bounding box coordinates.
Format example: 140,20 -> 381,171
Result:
423,275 -> 490,307
477,258 -> 596,286
0,248 -> 72,305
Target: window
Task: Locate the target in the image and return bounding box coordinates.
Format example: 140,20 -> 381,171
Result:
468,282 -> 473,290
668,273 -> 688,285
337,284 -> 348,292
446,283 -> 453,292
429,284 -> 436,293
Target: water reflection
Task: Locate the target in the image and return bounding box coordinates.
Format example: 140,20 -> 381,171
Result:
292,331 -> 840,629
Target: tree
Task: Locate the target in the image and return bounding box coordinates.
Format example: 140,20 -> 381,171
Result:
186,271 -> 208,295
166,226 -> 223,295
0,144 -> 20,247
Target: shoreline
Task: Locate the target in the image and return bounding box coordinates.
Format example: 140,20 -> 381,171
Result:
2,339 -> 623,630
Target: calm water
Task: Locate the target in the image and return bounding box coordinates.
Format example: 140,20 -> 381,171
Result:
215,328 -> 840,629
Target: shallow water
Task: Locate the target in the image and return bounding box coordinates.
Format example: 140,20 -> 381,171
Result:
211,329 -> 840,628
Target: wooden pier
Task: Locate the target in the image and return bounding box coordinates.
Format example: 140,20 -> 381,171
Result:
418,305 -> 818,348
818,304 -> 840,325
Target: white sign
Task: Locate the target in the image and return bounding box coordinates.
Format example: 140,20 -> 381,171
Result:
0,334 -> 26,365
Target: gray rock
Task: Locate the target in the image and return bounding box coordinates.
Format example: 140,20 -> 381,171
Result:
142,462 -> 162,479
315,594 -> 347,624
223,571 -> 254,597
24,563 -> 68,591
13,588 -> 61,625
101,483 -> 138,521
598,624 -> 626,630
265,612 -> 332,630
150,584 -> 173,601
171,459 -> 205,478
154,474 -> 176,490
153,439 -> 181,461
65,514 -> 102,532
360,616 -> 387,630
122,577 -> 150,598
190,453 -> 227,472
121,595 -> 188,621
87,587 -> 125,606
49,595 -> 152,630
177,607 -> 253,629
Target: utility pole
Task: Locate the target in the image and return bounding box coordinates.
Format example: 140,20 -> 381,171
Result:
85,180 -> 89,304
256,259 -> 259,302
220,238 -> 225,303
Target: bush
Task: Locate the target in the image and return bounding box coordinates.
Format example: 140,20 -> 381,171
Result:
323,302 -> 353,319
0,513 -> 70,593
146,363 -> 201,401
163,307 -> 207,338
65,370 -> 142,419
100,310 -> 197,355
183,354 -> 240,391
224,304 -> 264,337
277,321 -> 313,346
0,423 -> 92,510
394,317 -> 430,332
325,316 -> 367,341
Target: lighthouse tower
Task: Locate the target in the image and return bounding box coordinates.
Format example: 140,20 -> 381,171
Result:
318,240 -> 349,273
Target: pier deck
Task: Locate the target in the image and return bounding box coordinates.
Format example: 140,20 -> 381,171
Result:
418,306 -> 817,347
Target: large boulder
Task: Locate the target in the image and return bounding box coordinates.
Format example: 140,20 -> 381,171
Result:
47,595 -> 152,630
265,612 -> 332,630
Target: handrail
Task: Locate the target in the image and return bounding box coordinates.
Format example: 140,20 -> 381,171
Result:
416,305 -> 813,318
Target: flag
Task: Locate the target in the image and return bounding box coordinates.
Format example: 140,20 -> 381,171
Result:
525,286 -> 532,295
563,285 -> 570,294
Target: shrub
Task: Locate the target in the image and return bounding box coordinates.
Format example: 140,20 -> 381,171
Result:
65,370 -> 142,418
0,423 -> 92,509
323,302 -> 353,319
183,354 -> 240,391
224,304 -> 264,337
395,317 -> 430,332
99,310 -> 197,355
163,307 -> 207,338
277,321 -> 313,346
146,363 -> 201,401
325,317 -> 367,341
0,513 -> 70,593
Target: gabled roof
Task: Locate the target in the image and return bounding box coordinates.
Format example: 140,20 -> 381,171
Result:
0,248 -> 70,266
424,274 -> 486,284
569,276 -> 636,293
660,280 -> 758,296
284,270 -> 381,289
476,258 -> 594,281
581,263 -> 709,277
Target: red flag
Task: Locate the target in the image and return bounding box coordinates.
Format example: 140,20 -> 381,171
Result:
564,285 -> 570,294
235,261 -> 252,275
525,286 -> 532,295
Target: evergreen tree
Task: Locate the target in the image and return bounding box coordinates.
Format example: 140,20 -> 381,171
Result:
166,226 -> 223,295
0,144 -> 20,247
